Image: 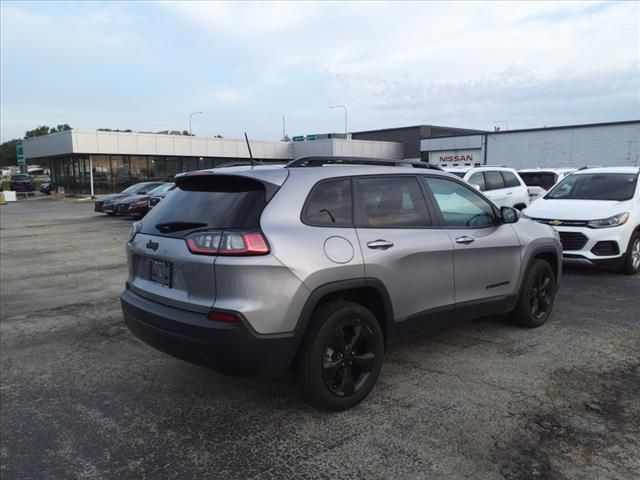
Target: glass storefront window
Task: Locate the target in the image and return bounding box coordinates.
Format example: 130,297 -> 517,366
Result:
165,157 -> 182,181
130,156 -> 149,184
91,155 -> 111,194
147,156 -> 164,181
111,155 -> 130,191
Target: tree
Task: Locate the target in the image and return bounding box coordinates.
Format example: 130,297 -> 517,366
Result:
97,128 -> 133,132
24,126 -> 51,138
0,139 -> 19,167
24,124 -> 72,138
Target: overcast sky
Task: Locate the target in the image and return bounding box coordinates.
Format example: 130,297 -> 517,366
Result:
1,0 -> 639,142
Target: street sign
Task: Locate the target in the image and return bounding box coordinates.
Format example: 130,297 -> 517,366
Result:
292,136 -> 304,142
306,134 -> 317,141
16,141 -> 25,165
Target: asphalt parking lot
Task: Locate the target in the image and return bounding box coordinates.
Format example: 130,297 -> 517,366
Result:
1,199 -> 639,480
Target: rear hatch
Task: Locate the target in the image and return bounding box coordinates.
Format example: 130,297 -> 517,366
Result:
127,170 -> 286,313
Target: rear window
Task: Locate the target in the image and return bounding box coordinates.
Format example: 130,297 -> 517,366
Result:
11,174 -> 29,180
546,173 -> 638,201
303,178 -> 353,226
519,172 -> 557,190
467,172 -> 486,191
141,175 -> 267,237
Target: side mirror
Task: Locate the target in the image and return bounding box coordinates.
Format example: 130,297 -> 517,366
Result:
501,206 -> 519,224
471,184 -> 481,191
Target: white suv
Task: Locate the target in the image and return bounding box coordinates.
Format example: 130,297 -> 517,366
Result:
444,166 -> 529,210
524,166 -> 640,275
518,168 -> 575,203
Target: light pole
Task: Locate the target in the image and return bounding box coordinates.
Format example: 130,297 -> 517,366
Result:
189,111 -> 203,135
329,105 -> 348,136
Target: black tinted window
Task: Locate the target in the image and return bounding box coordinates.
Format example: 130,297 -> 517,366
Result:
423,177 -> 496,228
468,172 -> 486,191
303,178 -> 353,226
546,173 -> 638,201
357,177 -> 431,227
141,176 -> 266,237
485,171 -> 505,190
519,172 -> 557,190
501,171 -> 521,188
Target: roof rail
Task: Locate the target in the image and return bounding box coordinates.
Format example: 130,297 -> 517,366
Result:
286,156 -> 443,170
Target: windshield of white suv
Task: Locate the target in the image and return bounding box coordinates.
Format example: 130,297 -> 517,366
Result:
545,173 -> 638,201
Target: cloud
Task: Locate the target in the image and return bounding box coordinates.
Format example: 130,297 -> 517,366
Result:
1,1 -> 638,142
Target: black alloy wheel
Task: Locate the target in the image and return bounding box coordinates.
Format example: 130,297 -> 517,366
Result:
322,321 -> 377,397
529,269 -> 554,320
298,301 -> 384,411
511,259 -> 556,328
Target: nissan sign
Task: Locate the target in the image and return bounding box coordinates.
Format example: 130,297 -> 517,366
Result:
429,149 -> 480,166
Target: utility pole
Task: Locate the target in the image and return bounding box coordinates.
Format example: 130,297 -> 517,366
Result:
189,111 -> 203,135
329,105 -> 348,137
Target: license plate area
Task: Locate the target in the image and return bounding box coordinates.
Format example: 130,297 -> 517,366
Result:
149,259 -> 172,287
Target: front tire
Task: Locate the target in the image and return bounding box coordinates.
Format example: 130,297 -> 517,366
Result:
620,231 -> 640,275
297,301 -> 384,411
511,259 -> 556,328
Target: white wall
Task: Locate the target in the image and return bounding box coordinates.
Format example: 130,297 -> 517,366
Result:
292,138 -> 403,159
486,123 -> 640,169
70,131 -> 292,159
420,122 -> 640,169
24,130 -> 400,161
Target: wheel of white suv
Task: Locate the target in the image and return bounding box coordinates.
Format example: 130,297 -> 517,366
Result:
510,259 -> 556,328
620,231 -> 640,275
297,301 -> 384,411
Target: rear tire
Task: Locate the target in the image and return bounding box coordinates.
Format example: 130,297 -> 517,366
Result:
620,231 -> 640,275
511,259 -> 556,328
297,301 -> 384,411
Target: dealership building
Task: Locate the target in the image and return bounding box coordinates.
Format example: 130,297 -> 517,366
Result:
22,120 -> 639,194
22,129 -> 404,194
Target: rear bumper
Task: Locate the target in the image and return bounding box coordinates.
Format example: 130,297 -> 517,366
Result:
120,288 -> 299,377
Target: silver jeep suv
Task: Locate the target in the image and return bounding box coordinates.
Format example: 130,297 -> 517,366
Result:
121,157 -> 562,410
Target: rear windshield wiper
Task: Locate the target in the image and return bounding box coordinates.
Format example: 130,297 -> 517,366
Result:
155,222 -> 208,233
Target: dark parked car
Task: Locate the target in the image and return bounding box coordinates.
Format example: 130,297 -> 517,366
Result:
40,182 -> 57,195
148,183 -> 178,209
9,174 -> 33,192
114,183 -> 175,218
94,182 -> 165,215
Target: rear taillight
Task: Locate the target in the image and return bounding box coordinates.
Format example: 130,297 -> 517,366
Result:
186,231 -> 270,256
208,310 -> 240,323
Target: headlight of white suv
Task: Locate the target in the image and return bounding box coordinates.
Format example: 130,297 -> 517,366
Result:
587,212 -> 629,229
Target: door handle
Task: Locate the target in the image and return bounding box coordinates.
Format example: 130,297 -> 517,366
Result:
506,191 -> 513,195
367,239 -> 394,250
455,236 -> 475,245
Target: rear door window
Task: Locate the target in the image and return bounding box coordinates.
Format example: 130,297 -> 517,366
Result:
141,175 -> 267,237
485,171 -> 505,190
356,176 -> 431,227
303,178 -> 353,226
501,171 -> 521,188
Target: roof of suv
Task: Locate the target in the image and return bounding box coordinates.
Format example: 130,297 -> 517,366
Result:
572,166 -> 640,175
177,157 -> 455,187
442,165 -> 517,174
